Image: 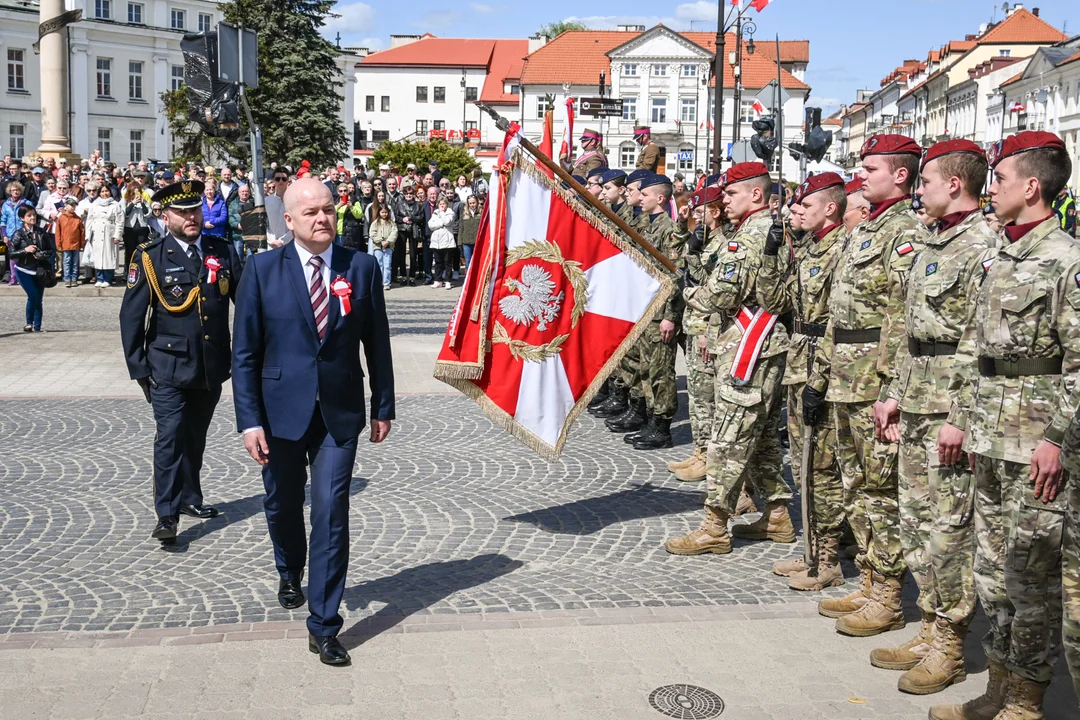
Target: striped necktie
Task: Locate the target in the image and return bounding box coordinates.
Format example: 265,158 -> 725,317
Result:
309,255 -> 328,341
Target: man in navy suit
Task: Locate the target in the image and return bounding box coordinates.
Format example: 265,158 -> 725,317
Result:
232,178 -> 395,666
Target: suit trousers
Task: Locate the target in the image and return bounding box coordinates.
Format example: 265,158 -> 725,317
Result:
150,383 -> 222,519
262,407 -> 358,637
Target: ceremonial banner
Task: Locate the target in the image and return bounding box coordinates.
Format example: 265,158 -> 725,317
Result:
434,131 -> 676,460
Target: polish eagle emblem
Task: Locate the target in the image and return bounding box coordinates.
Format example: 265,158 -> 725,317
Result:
499,264 -> 565,332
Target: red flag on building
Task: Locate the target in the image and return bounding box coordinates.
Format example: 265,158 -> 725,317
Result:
434,128 -> 676,460
750,0 -> 771,11
752,99 -> 766,116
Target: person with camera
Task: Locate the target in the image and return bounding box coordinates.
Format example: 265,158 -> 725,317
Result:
9,205 -> 56,332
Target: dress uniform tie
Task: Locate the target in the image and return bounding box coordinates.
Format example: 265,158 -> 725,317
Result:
188,243 -> 201,265
309,255 -> 329,341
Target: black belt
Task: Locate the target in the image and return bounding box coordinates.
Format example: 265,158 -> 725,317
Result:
834,327 -> 881,344
978,355 -> 1063,378
908,337 -> 958,357
794,320 -> 827,338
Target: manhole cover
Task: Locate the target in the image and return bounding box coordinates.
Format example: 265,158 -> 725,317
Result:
648,685 -> 725,719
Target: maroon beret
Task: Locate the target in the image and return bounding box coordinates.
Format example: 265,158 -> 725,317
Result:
793,172 -> 845,205
844,177 -> 865,195
690,187 -> 724,209
987,131 -> 1067,169
725,161 -> 771,184
920,139 -> 985,172
860,134 -> 922,159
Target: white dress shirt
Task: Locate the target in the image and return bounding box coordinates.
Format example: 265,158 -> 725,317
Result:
171,234 -> 204,260
264,193 -> 293,244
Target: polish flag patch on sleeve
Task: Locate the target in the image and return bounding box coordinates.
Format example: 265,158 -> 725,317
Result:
728,241 -> 740,252
896,242 -> 914,256
1074,271 -> 1080,289
982,258 -> 995,272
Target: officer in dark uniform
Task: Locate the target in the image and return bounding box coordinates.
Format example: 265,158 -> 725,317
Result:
119,180 -> 242,544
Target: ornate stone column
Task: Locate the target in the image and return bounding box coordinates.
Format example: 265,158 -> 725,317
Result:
36,0 -> 73,156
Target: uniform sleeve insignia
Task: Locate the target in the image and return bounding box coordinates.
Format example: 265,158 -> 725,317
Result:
722,262 -> 737,280
728,241 -> 739,252
809,266 -> 821,277
127,262 -> 139,287
982,258 -> 995,272
860,239 -> 872,250
171,285 -> 184,298
1074,271 -> 1080,290
896,242 -> 914,256
925,262 -> 938,276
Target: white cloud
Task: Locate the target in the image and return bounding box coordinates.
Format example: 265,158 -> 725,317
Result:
414,10 -> 462,28
807,96 -> 842,108
323,3 -> 378,46
672,2 -> 716,24
469,3 -> 502,14
564,6 -> 718,31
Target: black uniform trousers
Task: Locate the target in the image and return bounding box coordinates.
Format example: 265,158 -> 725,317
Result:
150,382 -> 222,519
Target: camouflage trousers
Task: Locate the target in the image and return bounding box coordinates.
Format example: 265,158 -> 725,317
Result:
1064,479 -> 1080,699
685,334 -> 715,453
787,384 -> 844,541
704,354 -> 791,515
832,401 -> 902,578
898,412 -> 977,624
973,454 -> 1064,683
634,322 -> 679,419
613,340 -> 642,392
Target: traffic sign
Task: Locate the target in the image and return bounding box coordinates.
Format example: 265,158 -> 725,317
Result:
677,151 -> 694,162
578,97 -> 623,117
754,80 -> 791,113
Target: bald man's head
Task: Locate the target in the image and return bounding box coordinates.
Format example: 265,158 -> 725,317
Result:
283,177 -> 337,249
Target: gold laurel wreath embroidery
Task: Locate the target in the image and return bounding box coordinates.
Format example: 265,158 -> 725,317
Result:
493,238 -> 589,363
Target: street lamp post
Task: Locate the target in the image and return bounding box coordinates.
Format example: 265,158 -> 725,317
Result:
712,0 -> 756,173
732,18 -> 756,143
461,69 -> 468,147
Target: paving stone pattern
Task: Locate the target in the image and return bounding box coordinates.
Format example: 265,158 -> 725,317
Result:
0,393 -> 827,635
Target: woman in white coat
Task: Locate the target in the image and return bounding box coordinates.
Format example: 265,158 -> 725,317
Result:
427,196 -> 456,289
84,183 -> 123,286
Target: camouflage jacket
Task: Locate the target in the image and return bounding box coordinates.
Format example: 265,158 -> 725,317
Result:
946,216 -> 1080,465
888,211 -> 998,415
640,210 -> 685,325
808,198 -> 927,403
757,222 -> 845,387
684,207 -> 789,407
1062,405 -> 1080,476
676,220 -> 726,336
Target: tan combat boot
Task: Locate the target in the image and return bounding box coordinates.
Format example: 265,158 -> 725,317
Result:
818,565 -> 872,618
992,675 -> 1048,720
928,660 -> 1008,720
734,486 -> 757,515
789,536 -> 845,591
870,612 -> 936,670
664,507 -> 732,555
834,575 -> 905,637
730,501 -> 796,542
898,617 -> 967,695
667,450 -> 699,473
772,556 -> 808,577
673,453 -> 707,482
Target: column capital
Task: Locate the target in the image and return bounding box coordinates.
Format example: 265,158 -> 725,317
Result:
70,43 -> 90,55
153,54 -> 170,64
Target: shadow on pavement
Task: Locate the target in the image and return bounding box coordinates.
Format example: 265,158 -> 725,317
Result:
502,482 -> 702,535
339,554 -> 524,648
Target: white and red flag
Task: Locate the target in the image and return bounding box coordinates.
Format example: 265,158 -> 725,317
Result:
751,99 -> 766,116
557,95 -> 575,168
434,127 -> 675,460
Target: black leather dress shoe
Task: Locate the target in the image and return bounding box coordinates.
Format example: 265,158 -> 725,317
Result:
278,576 -> 306,609
151,517 -> 178,540
309,635 -> 350,666
179,504 -> 220,519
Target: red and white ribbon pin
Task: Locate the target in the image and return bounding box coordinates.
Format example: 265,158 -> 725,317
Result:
331,276 -> 352,316
204,255 -> 221,283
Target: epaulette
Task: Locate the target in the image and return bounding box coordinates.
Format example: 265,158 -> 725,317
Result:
137,237 -> 162,252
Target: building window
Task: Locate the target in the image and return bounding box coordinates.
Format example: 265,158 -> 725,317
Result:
381,95 -> 390,112
6,49 -> 25,91
416,119 -> 428,134
622,97 -> 637,121
739,99 -> 756,123
465,86 -> 478,102
682,64 -> 697,78
130,130 -> 143,161
171,65 -> 184,91
371,130 -> 390,142
680,98 -> 697,123
619,142 -> 636,168
8,124 -> 25,159
652,64 -> 667,77
198,13 -> 213,33
170,9 -> 185,30
433,120 -> 445,130
464,120 -> 477,132
509,83 -> 519,95
650,97 -> 667,123
95,0 -> 111,19
999,49 -> 1011,57
96,58 -> 112,98
97,128 -> 112,161
416,86 -> 427,102
365,95 -> 374,112
623,64 -> 637,77
127,2 -> 143,23
536,96 -> 551,119
128,61 -> 143,100
434,86 -> 445,103
678,145 -> 694,171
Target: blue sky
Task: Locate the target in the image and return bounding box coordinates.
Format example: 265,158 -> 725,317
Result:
324,0 -> 1077,114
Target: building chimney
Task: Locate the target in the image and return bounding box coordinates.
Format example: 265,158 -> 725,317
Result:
1009,3 -> 1023,15
389,34 -> 422,49
527,34 -> 547,54
617,24 -> 646,32
1032,7 -> 1039,17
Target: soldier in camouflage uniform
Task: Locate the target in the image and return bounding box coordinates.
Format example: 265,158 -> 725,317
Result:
804,134 -> 928,636
930,131 -> 1080,720
757,172 -> 848,591
588,170 -> 630,416
1061,405 -> 1080,702
665,161 -> 793,557
870,140 -> 997,695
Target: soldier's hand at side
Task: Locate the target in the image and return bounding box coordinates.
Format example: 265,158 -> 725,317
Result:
764,220 -> 785,257
873,399 -> 900,442
698,335 -> 712,364
937,422 -> 966,467
802,386 -> 827,427
660,319 -> 676,344
244,429 -> 271,466
1030,440 -> 1064,503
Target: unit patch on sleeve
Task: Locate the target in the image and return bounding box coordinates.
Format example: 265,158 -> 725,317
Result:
925,262 -> 938,276
723,262 -> 737,280
127,262 -> 139,288
1075,271 -> 1080,290
728,241 -> 740,252
809,266 -> 821,277
860,239 -> 872,250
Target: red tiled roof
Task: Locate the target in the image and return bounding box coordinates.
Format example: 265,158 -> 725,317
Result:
1059,50 -> 1080,67
480,39 -> 529,105
362,37 -> 497,67
519,29 -> 809,90
977,8 -> 1068,45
